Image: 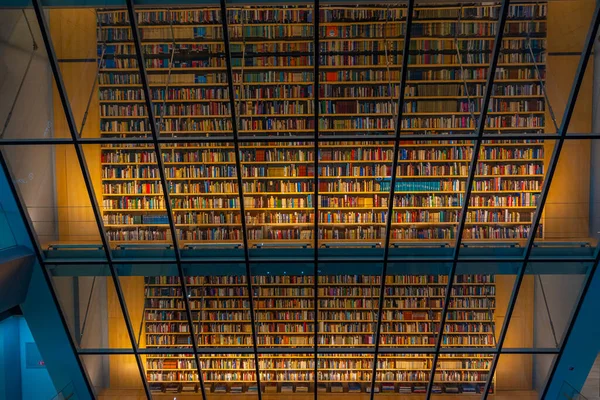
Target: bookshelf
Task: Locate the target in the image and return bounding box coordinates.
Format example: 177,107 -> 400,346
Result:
143,274 -> 497,395
96,3 -> 547,245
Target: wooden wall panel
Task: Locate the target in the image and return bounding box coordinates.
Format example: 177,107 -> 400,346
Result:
49,9 -> 102,243
495,275 -> 534,391
543,0 -> 594,240
547,0 -> 595,53
107,277 -> 146,388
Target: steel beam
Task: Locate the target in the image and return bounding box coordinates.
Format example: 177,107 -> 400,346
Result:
426,2 -> 511,398
218,1 -> 263,398
369,2 -> 415,398
124,1 -> 208,397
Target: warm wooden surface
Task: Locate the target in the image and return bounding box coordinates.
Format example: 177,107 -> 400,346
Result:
98,389 -> 539,400
107,277 -> 146,388
50,9 -> 103,244
494,276 -> 534,391
543,0 -> 594,240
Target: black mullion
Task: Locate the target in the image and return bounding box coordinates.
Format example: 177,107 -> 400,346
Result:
368,2 -> 415,399
124,1 -> 208,398
218,1 -> 263,398
31,0 -> 152,397
481,4 -> 600,398
426,2 -> 511,399
313,1 -> 320,398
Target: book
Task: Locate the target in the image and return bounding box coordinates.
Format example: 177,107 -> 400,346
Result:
366,384 -> 380,393
348,383 -> 361,393
281,383 -> 294,393
331,383 -> 344,393
296,383 -> 309,393
181,383 -> 196,393
213,384 -> 227,393
317,383 -> 327,392
165,383 -> 180,393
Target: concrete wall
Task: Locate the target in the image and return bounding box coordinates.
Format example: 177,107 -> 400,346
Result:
0,10 -> 57,246
532,274 -> 587,394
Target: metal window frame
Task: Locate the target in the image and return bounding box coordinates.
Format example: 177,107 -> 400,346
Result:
124,0 -> 208,397
31,0 -> 152,397
425,1 -> 511,398
0,2 -> 598,400
218,0 -> 264,397
481,3 -> 600,398
368,1 -> 415,398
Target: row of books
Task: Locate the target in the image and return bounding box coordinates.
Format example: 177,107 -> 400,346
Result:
146,285 -> 494,297
148,381 -> 492,393
98,4 -> 545,25
97,67 -> 542,85
97,83 -> 544,100
145,310 -> 493,322
146,297 -> 495,309
147,274 -> 494,285
101,146 -> 544,163
101,178 -> 541,195
145,322 -> 493,334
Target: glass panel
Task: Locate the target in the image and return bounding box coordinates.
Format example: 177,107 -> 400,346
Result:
96,7 -> 166,139
242,140 -> 315,245
251,266 -> 315,349
146,352 -> 200,395
159,141 -> 242,245
433,352 -> 493,395
318,353 -> 373,394
319,5 -> 400,139
141,7 -> 233,139
91,142 -> 174,248
201,353 -> 255,396
259,353 -> 313,394
81,354 -> 145,397
318,265 -> 383,351
407,2 -> 479,137
47,263 -> 132,349
318,140 -> 391,246
114,264 -> 188,349
392,139 -> 471,245
544,0 -> 594,137
1,144 -> 102,248
483,3 -> 546,137
46,7 -> 100,136
233,6 -> 314,139
494,353 -> 557,398
536,138 -> 591,243
379,270 -> 451,350
187,269 -> 252,351
504,262 -> 590,350
459,138 -> 545,242
0,8 -> 73,140
373,352 -> 430,396
440,265 -> 497,351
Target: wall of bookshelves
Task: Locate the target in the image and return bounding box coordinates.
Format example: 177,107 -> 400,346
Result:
139,273 -> 501,395
94,3 -> 550,245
